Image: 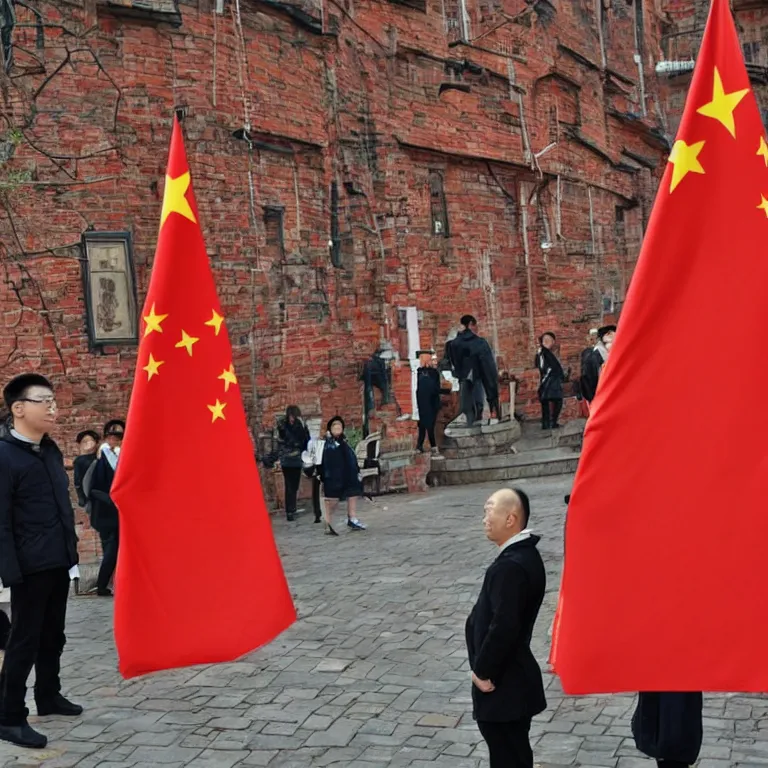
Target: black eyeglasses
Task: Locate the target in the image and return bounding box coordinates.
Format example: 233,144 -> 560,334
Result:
20,397 -> 57,408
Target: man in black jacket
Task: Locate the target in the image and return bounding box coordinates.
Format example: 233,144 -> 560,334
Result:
0,374 -> 82,749
447,315 -> 499,426
465,488 -> 546,768
72,429 -> 99,508
89,419 -> 124,596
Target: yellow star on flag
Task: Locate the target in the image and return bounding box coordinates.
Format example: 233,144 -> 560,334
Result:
143,353 -> 165,381
208,399 -> 227,423
175,330 -> 199,357
696,67 -> 749,138
219,364 -> 238,392
205,310 -> 224,336
160,172 -> 198,229
143,304 -> 168,337
758,136 -> 768,167
668,139 -> 706,193
757,195 -> 768,218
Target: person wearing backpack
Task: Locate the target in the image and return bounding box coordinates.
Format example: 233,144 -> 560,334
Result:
72,430 -> 99,509
87,420 -> 124,597
0,373 -> 82,750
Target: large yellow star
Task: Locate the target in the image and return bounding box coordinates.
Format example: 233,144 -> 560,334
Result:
208,399 -> 227,423
668,139 -> 706,193
757,195 -> 768,218
696,67 -> 749,138
218,364 -> 238,392
160,172 -> 197,229
143,353 -> 165,381
758,136 -> 768,167
175,330 -> 199,357
205,310 -> 224,336
143,304 -> 168,337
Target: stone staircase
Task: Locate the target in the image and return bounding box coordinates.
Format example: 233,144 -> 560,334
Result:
429,418 -> 585,486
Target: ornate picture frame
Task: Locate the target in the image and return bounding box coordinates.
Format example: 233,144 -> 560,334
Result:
81,231 -> 139,347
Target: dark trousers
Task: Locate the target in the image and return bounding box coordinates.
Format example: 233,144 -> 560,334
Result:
477,719 -> 533,768
312,475 -> 322,521
540,398 -> 563,427
658,762 -> 689,768
97,528 -> 119,593
417,421 -> 437,450
0,568 -> 70,725
460,380 -> 484,426
282,466 -> 302,517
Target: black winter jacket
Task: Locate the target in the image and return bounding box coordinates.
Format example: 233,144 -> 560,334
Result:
466,535 -> 546,722
0,433 -> 79,586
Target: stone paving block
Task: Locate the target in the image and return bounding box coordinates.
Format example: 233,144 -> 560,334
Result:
417,714 -> 460,728
128,746 -> 203,763
183,750 -> 251,768
304,718 -> 360,747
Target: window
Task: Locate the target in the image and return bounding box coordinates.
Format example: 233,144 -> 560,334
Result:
263,206 -> 285,262
428,171 -> 449,237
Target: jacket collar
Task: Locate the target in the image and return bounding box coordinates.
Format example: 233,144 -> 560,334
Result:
498,534 -> 540,558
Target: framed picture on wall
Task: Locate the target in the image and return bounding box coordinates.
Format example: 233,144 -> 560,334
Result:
81,231 -> 139,347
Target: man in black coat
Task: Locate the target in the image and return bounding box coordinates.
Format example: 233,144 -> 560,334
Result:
465,488 -> 546,768
581,325 -> 616,403
89,419 -> 124,597
0,374 -> 82,749
632,691 -> 703,768
535,332 -> 568,430
416,355 -> 442,453
447,315 -> 499,426
72,430 -> 99,509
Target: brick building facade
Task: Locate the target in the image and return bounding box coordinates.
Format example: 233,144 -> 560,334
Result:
1,0 -> 671,557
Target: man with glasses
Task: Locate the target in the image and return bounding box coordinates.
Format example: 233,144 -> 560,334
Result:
0,374 -> 82,749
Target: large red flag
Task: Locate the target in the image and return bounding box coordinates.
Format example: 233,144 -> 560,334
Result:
111,118 -> 296,678
550,0 -> 768,693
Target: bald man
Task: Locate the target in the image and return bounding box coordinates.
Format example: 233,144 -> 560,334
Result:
465,488 -> 546,768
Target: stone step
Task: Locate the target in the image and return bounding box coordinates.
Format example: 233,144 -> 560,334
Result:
429,447 -> 580,486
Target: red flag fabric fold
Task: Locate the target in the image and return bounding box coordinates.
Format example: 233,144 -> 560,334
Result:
550,0 -> 768,693
111,118 -> 296,679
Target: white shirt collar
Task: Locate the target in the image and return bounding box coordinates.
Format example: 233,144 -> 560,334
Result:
499,528 -> 534,554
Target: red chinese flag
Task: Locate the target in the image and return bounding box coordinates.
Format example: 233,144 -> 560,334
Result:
550,0 -> 768,693
111,118 -> 296,679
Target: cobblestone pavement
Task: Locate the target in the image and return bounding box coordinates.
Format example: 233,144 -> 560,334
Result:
1,476 -> 765,768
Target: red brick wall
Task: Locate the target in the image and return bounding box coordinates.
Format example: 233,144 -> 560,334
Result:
1,0 -> 670,557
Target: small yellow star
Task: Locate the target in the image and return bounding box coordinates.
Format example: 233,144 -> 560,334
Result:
143,304 -> 168,337
757,195 -> 768,218
696,67 -> 749,138
668,139 -> 706,193
758,136 -> 768,167
205,310 -> 224,336
208,399 -> 227,423
175,330 -> 199,357
160,172 -> 197,229
218,364 -> 238,392
142,353 -> 165,381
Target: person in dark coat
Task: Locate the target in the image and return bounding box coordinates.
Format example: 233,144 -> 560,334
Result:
72,430 -> 99,509
632,691 -> 703,768
416,355 -> 442,453
465,488 -> 546,768
89,419 -> 124,597
319,416 -> 366,536
535,332 -> 568,430
447,315 -> 499,426
277,406 -> 310,522
581,325 -> 616,403
0,373 -> 82,750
